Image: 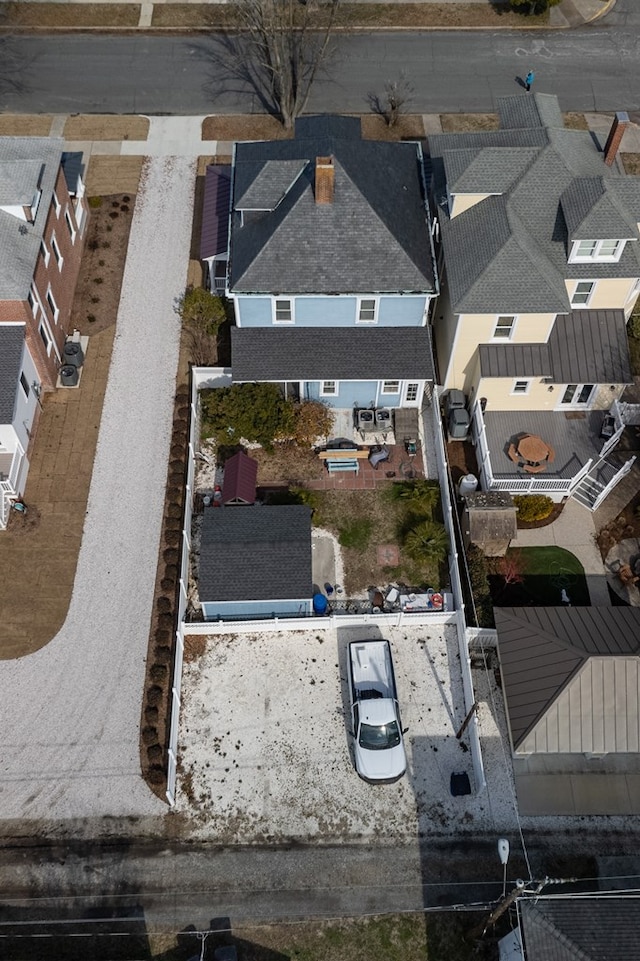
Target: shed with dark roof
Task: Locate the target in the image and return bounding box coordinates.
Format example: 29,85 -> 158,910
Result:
221,450 -> 257,505
198,504 -> 313,619
461,490 -> 517,556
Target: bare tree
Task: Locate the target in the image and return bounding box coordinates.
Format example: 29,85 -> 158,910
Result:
233,0 -> 340,129
368,72 -> 414,128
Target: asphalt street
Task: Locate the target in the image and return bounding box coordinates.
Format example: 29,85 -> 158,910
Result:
1,12 -> 640,116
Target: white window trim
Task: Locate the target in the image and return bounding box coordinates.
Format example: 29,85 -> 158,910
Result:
272,297 -> 294,324
570,280 -> 596,308
51,233 -> 64,271
65,207 -> 77,244
381,380 -> 400,395
46,286 -> 59,324
570,239 -> 625,263
492,314 -> 517,340
356,296 -> 378,324
511,379 -> 531,396
320,381 -> 338,397
20,372 -> 30,398
558,383 -> 596,409
52,190 -> 61,217
40,239 -> 50,268
405,382 -> 420,403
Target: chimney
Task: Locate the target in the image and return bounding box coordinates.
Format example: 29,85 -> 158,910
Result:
604,111 -> 629,166
315,156 -> 334,205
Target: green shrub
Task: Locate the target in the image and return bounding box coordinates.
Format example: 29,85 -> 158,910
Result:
627,313 -> 640,340
201,383 -> 296,451
87,196 -> 103,209
513,494 -> 554,522
338,518 -> 372,551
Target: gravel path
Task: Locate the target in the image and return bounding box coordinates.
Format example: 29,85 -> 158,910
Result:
0,156 -> 195,821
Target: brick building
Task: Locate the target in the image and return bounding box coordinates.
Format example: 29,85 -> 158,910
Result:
0,137 -> 88,525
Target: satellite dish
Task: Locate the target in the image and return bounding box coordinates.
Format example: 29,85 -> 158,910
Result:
498,838 -> 510,866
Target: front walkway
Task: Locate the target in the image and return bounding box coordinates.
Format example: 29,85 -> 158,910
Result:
511,498 -> 610,606
0,143 -> 197,821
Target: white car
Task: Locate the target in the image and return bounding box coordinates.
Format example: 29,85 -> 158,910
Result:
347,640 -> 407,783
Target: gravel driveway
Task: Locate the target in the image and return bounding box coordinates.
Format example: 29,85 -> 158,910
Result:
0,157 -> 195,821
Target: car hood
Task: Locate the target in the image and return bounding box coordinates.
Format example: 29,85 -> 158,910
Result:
354,739 -> 406,783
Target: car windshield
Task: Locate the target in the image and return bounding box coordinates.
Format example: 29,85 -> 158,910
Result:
358,720 -> 401,751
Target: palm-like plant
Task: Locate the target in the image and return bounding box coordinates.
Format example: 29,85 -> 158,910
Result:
404,520 -> 449,565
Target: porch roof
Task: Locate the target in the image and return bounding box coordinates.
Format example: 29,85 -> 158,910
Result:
0,325 -> 24,423
231,327 -> 435,382
479,309 -> 631,386
482,408 -> 606,480
200,164 -> 232,260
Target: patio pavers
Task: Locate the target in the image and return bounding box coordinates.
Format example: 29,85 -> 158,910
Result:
307,443 -> 425,491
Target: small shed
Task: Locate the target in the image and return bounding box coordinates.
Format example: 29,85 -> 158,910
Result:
462,490 -> 517,557
221,450 -> 257,505
198,504 -> 313,620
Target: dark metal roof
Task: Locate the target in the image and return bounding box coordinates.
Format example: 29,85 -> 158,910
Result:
200,165 -> 232,260
231,326 -> 435,382
495,608 -> 640,750
228,116 -> 436,295
198,505 -> 312,602
519,896 -> 640,961
0,325 -> 24,423
479,309 -> 631,385
221,450 -> 257,505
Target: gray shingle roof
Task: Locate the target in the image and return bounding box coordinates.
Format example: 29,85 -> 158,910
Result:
198,505 -> 312,602
443,147 -> 540,195
236,159 -> 308,210
519,896 -> 640,961
0,325 -> 24,423
561,176 -> 637,241
0,137 -> 64,300
429,94 -> 640,314
479,308 -> 632,384
229,116 -> 436,295
231,327 -> 435,382
200,165 -> 232,260
495,607 -> 640,750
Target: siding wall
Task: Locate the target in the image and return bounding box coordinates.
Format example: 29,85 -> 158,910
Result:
235,294 -> 429,328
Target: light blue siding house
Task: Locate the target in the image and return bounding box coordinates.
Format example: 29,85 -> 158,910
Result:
224,115 -> 439,413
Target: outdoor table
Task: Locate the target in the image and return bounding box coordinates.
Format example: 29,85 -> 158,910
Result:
400,592 -> 443,611
517,434 -> 550,464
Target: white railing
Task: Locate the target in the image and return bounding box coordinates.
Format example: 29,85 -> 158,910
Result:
591,455 -> 637,511
184,610 -> 456,636
431,389 -> 486,794
614,398 -> 640,426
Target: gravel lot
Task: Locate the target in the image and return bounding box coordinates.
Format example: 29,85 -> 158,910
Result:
0,157 -> 194,821
176,623 -> 510,842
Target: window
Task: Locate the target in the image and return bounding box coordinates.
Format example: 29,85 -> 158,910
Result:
52,190 -> 61,216
560,384 -> 594,406
493,315 -> 516,339
571,281 -> 594,307
20,372 -> 30,397
28,287 -> 38,317
572,239 -> 623,262
357,298 -> 377,323
39,323 -> 51,354
512,380 -> 530,395
274,299 -> 293,323
65,209 -> 76,243
381,381 -> 400,394
404,383 -> 419,403
320,381 -> 337,396
40,239 -> 50,268
46,287 -> 59,323
52,234 -> 63,270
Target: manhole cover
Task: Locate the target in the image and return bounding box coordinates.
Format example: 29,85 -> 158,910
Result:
377,544 -> 399,566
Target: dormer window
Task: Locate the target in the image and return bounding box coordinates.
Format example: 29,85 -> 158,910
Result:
570,239 -> 624,263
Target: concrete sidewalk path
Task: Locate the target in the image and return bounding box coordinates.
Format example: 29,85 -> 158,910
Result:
511,498 -> 610,606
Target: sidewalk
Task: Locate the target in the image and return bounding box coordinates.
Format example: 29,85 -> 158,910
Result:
511,498 -> 611,606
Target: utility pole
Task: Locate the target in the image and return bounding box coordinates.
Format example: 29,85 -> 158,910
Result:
469,876 -> 578,941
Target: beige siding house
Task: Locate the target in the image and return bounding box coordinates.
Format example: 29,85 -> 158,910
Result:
429,94 -> 640,508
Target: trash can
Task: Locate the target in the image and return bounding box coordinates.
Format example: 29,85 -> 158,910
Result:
313,594 -> 328,615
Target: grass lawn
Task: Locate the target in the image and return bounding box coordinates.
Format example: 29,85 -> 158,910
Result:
489,546 -> 590,607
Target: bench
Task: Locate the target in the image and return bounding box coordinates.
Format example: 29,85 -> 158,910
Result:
326,458 -> 359,474
318,449 -> 369,460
